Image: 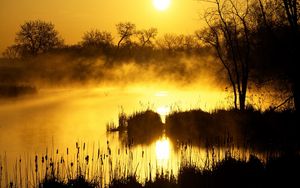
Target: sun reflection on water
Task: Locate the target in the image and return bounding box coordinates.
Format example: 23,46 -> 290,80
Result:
155,137 -> 170,163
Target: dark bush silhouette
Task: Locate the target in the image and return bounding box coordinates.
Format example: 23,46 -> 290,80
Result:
109,176 -> 142,188
127,110 -> 163,145
166,108 -> 299,150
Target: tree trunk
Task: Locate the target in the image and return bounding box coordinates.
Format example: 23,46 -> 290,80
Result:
293,79 -> 300,112
239,93 -> 246,111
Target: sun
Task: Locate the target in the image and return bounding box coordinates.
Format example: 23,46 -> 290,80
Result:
153,0 -> 171,11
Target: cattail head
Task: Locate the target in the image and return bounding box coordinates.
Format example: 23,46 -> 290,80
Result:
85,155 -> 89,164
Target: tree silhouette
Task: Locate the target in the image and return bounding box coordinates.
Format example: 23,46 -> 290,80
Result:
116,22 -> 136,48
199,0 -> 252,110
249,0 -> 299,111
282,0 -> 300,112
157,33 -> 185,53
81,30 -> 113,48
14,20 -> 63,57
136,27 -> 158,47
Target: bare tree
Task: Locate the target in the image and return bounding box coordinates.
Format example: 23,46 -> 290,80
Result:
157,33 -> 185,52
183,34 -> 200,51
136,27 -> 158,47
81,30 -> 113,48
199,0 -> 252,110
282,0 -> 299,31
116,22 -> 136,48
282,0 -> 300,111
15,20 -> 63,57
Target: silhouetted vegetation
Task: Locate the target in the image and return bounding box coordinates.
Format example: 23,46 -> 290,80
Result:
199,0 -> 252,111
3,20 -> 63,58
2,141 -> 300,188
166,108 -> 299,151
108,110 -> 164,145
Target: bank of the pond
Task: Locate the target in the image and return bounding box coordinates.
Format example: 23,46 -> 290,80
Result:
112,109 -> 299,151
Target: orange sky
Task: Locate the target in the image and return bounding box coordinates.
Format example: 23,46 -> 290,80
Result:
0,0 -> 209,54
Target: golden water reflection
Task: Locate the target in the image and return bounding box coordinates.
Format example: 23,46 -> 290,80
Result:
156,137 -> 170,162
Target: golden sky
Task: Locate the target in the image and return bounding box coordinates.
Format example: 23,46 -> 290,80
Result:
0,0 -> 209,54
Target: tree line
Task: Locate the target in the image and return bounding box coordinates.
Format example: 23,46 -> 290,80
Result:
2,21 -> 203,59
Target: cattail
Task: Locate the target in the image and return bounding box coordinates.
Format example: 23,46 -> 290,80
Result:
35,155 -> 38,173
85,155 -> 89,164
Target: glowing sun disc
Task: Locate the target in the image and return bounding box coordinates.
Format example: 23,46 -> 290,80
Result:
153,0 -> 171,11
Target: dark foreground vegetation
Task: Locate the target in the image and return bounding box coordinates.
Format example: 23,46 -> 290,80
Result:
108,154 -> 300,188
2,151 -> 300,188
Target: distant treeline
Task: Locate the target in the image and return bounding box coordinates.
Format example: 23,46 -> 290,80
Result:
2,20 -> 207,60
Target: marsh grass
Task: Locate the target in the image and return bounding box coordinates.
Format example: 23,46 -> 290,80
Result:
1,140 -> 299,188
